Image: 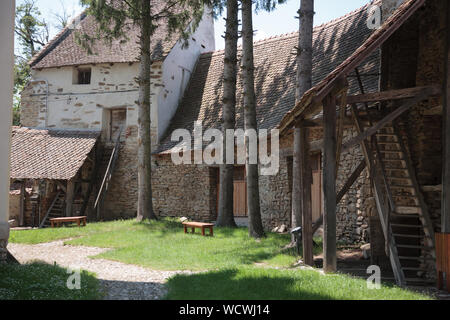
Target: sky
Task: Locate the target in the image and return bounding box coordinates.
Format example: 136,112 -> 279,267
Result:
17,0 -> 372,50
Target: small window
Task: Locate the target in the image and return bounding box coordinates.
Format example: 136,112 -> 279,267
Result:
73,67 -> 91,85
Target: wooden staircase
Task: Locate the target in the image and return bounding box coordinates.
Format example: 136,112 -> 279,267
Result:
39,191 -> 65,228
374,124 -> 436,285
352,103 -> 436,286
94,129 -> 122,219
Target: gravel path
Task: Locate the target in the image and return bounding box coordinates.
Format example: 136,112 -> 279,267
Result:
7,240 -> 190,300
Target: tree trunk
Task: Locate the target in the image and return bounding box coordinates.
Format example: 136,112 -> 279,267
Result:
241,0 -> 265,238
292,0 -> 314,265
216,0 -> 239,228
137,0 -> 157,222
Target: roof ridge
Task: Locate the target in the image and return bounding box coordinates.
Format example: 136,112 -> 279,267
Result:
29,10 -> 87,67
199,0 -> 377,60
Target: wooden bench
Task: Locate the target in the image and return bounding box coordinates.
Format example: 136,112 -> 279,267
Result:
50,216 -> 87,228
183,222 -> 214,237
436,233 -> 450,292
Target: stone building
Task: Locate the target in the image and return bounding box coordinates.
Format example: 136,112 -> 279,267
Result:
153,2 -> 379,244
17,0 -> 449,287
20,4 -> 215,220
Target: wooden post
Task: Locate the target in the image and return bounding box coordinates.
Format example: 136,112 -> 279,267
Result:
300,126 -> 313,266
443,0 -> 450,233
19,181 -> 25,226
292,126 -> 302,236
65,179 -> 76,217
323,94 -> 337,273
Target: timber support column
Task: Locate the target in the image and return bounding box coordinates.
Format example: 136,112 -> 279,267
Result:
442,0 -> 450,233
0,0 -> 15,262
65,179 -> 76,217
323,95 -> 337,273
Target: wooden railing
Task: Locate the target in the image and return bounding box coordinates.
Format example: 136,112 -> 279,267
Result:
39,190 -> 62,228
94,127 -> 123,219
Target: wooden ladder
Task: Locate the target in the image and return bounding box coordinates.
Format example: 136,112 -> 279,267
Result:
39,191 -> 65,228
374,122 -> 436,285
94,128 -> 123,219
352,105 -> 406,286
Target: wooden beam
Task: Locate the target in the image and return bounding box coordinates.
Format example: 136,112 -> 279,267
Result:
322,94 -> 337,273
443,0 -> 450,233
56,180 -> 67,193
65,179 -> 76,217
19,181 -> 25,227
341,89 -> 434,153
336,91 -> 348,177
312,160 -> 366,235
300,126 -> 313,266
346,85 -> 441,104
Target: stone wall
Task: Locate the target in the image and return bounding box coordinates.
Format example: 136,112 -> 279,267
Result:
152,129 -> 371,243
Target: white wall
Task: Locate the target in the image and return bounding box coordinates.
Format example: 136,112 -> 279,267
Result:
25,8 -> 216,146
0,0 -> 15,256
157,9 -> 215,141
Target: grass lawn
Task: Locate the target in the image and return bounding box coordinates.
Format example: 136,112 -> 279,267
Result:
0,262 -> 102,300
166,267 -> 432,300
9,219 -> 433,300
10,219 -> 311,270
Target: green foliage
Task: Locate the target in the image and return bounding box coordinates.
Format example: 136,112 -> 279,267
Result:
14,0 -> 51,126
0,262 -> 101,300
77,0 -> 223,54
166,267 -> 433,300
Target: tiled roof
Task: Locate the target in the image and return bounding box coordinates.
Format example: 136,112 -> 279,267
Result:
30,1 -> 182,69
157,2 -> 380,154
10,127 -> 100,180
278,0 -> 425,134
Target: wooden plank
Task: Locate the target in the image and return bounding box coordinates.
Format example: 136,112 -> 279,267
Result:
351,105 -> 406,286
300,126 -> 313,266
346,85 -> 441,104
342,89 -> 433,153
443,0 -> 450,233
19,181 -> 25,227
336,91 -> 348,177
65,179 -> 76,217
322,94 -> 337,273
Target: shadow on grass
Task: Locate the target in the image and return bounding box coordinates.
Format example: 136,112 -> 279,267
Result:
0,261 -> 101,300
166,269 -> 334,300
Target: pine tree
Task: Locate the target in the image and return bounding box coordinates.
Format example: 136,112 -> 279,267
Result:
216,0 -> 239,228
80,0 -> 213,221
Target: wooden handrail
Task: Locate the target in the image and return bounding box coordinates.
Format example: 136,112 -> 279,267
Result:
94,127 -> 123,210
39,190 -> 62,228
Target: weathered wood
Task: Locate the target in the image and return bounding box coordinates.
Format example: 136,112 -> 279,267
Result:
342,89 -> 433,153
346,85 -> 441,104
322,94 -> 337,273
56,180 -> 67,193
300,126 -> 313,266
336,91 -> 348,177
19,181 -> 25,227
351,105 -> 406,286
443,0 -> 450,233
65,179 -> 76,217
292,126 -> 302,236
312,160 -> 366,235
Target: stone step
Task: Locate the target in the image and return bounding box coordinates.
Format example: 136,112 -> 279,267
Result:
402,267 -> 428,272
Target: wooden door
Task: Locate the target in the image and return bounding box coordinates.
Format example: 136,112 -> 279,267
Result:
216,166 -> 248,218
